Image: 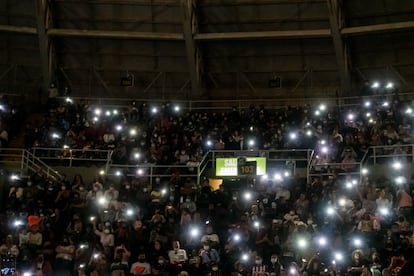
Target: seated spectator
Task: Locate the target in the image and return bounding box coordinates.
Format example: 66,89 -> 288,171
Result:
199,241 -> 220,271
54,236 -> 75,275
0,234 -> 19,257
200,225 -> 220,249
168,240 -> 188,271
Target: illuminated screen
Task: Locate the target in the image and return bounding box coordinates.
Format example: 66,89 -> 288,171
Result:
215,157 -> 266,176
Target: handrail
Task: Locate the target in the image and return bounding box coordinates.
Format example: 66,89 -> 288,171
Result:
4,143 -> 413,186
57,91 -> 414,111
30,147 -> 114,168
0,148 -> 62,180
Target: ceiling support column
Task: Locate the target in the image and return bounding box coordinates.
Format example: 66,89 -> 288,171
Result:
327,0 -> 352,96
34,0 -> 55,100
181,0 -> 204,99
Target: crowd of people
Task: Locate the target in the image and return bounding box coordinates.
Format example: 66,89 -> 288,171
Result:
1,91 -> 414,275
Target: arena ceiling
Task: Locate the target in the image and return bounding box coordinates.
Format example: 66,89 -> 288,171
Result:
0,0 -> 413,104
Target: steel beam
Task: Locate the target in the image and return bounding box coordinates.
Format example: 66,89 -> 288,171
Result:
342,21 -> 414,35
194,29 -> 331,40
181,0 -> 203,97
47,28 -> 183,40
2,21 -> 414,40
327,0 -> 351,97
0,24 -> 37,34
34,0 -> 53,98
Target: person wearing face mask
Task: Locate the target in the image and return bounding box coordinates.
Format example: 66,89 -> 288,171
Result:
92,220 -> 114,259
152,255 -> 169,276
199,242 -> 220,273
130,253 -> 152,275
55,236 -> 75,275
268,254 -> 282,276
251,255 -> 267,276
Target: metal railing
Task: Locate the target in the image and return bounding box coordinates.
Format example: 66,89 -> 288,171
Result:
58,91 -> 414,112
30,147 -> 113,170
0,148 -> 62,180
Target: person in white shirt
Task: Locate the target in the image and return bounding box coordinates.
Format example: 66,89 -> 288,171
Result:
168,240 -> 188,272
200,225 -> 220,249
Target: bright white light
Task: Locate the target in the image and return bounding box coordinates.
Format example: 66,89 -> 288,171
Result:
248,139 -> 255,146
319,104 -> 326,111
392,161 -> 403,170
369,118 -> 375,124
105,110 -> 111,116
51,133 -> 60,139
289,267 -> 296,275
352,179 -> 357,185
14,220 -> 23,227
253,221 -> 260,229
99,170 -> 105,175
93,116 -> 99,122
326,206 -> 335,216
366,112 -> 371,118
306,122 -> 311,126
190,228 -> 199,237
364,101 -> 371,107
353,238 -> 362,247
115,125 -> 122,131
98,197 -> 107,205
93,253 -> 100,259
250,126 -> 254,131
94,108 -> 101,116
261,174 -> 268,181
284,171 -> 290,177
134,153 -> 140,159
23,272 -> 31,276
274,173 -> 283,181
334,252 -> 343,261
241,253 -> 249,261
10,174 -> 19,181
151,107 -> 158,114
371,82 -> 380,89
136,168 -> 144,175
206,140 -> 213,147
379,207 -> 389,216
161,188 -> 167,195
65,97 -> 73,104
347,113 -> 355,121
361,168 -> 368,175
297,238 -> 308,249
115,171 -> 121,176
318,236 -> 327,247
338,198 -> 346,207
174,105 -> 180,112
126,209 -> 134,216
79,263 -> 86,269
321,146 -> 329,154
129,129 -> 137,136
315,110 -> 321,116
405,107 -> 413,114
382,101 -> 389,107
345,181 -> 353,189
244,192 -> 252,200
320,140 -> 326,145
113,109 -> 118,115
395,176 -> 406,185
289,132 -> 297,140
233,234 -> 241,241
385,82 -> 394,89
63,144 -> 69,149
306,130 -> 312,137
